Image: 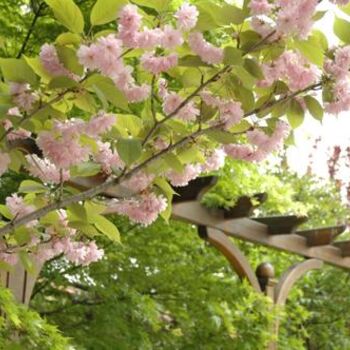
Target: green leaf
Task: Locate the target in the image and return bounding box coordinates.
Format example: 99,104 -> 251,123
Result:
14,227 -> 31,245
206,129 -> 239,144
23,56 -> 51,83
94,214 -> 120,241
117,138 -> 142,165
74,92 -> 97,113
85,75 -> 129,110
213,4 -> 246,25
0,58 -> 37,85
19,180 -> 47,194
0,205 -> 13,219
45,0 -> 84,33
178,55 -> 210,67
67,203 -> 87,222
48,76 -> 78,89
19,251 -> 35,274
154,177 -> 175,222
287,99 -> 305,128
56,45 -> 84,76
70,162 -> 101,177
304,96 -> 323,121
85,201 -> 106,217
115,114 -> 143,137
40,211 -> 60,225
69,221 -> 99,236
243,58 -> 264,79
163,153 -> 184,172
56,32 -> 82,45
177,147 -> 205,164
90,0 -> 128,26
132,0 -> 169,12
334,16 -> 350,44
223,47 -> 243,66
294,37 -> 324,66
181,68 -> 202,88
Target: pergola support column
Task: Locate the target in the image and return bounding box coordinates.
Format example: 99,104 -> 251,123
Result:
200,227 -> 323,350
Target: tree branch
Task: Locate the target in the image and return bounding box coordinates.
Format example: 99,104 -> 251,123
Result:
17,2 -> 45,58
0,78 -> 324,236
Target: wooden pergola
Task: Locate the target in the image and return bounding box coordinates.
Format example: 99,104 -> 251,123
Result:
170,176 -> 348,349
1,172 -> 349,349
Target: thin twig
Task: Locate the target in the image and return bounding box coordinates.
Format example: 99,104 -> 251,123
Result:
17,2 -> 45,58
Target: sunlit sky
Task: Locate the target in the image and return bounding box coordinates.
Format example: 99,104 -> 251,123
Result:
286,3 -> 350,180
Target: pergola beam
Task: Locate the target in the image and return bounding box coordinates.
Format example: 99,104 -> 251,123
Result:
172,201 -> 350,269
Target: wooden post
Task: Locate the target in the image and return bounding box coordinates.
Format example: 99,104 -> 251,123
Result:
0,259 -> 43,305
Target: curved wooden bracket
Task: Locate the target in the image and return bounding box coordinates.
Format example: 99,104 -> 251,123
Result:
274,259 -> 323,305
206,228 -> 262,292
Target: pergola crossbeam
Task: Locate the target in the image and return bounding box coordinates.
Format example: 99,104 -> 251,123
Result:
172,201 -> 350,269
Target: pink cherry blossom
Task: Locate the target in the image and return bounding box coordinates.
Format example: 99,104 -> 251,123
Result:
37,120 -> 89,169
94,141 -> 124,174
0,152 -> 10,176
123,84 -> 151,103
224,144 -> 255,160
141,52 -> 178,75
108,193 -> 167,226
259,51 -> 318,91
162,93 -> 199,121
161,25 -> 184,49
188,32 -> 224,65
3,119 -> 31,141
6,194 -> 38,228
135,28 -> 162,49
9,82 -> 36,112
219,101 -> 243,129
200,91 -> 243,129
202,149 -> 226,172
40,44 -> 77,79
275,0 -> 318,39
77,44 -> 100,70
167,164 -> 202,187
121,171 -> 155,193
249,0 -> 273,15
25,154 -> 70,184
325,79 -> 350,114
175,3 -> 199,31
118,4 -> 141,32
85,112 -> 116,137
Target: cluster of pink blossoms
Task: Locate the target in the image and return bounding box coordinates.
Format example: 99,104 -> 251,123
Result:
37,210 -> 104,266
0,208 -> 104,267
108,193 -> 167,226
36,112 -> 115,169
167,149 -> 226,187
188,32 -> 224,65
259,51 -> 318,91
224,121 -> 290,162
9,82 -> 37,112
6,194 -> 38,228
78,34 -> 151,103
250,0 -> 318,40
324,46 -> 350,114
158,79 -> 199,121
25,154 -> 70,184
94,141 -> 123,175
200,91 -> 243,129
40,44 -> 79,81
